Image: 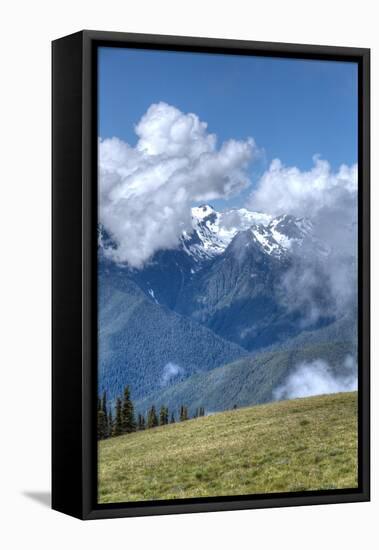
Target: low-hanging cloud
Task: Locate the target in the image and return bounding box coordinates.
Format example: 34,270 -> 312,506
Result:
161,362 -> 184,387
273,355 -> 357,400
99,102 -> 257,268
248,156 -> 358,325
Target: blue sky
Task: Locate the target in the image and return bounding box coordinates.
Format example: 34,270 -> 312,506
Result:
98,46 -> 358,209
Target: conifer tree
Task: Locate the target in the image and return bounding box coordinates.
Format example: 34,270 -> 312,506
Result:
180,405 -> 188,421
108,409 -> 113,438
97,409 -> 107,440
102,391 -> 107,413
159,406 -> 166,426
114,397 -> 123,436
101,391 -> 108,438
121,385 -> 136,434
170,412 -> 175,423
159,405 -> 169,425
147,405 -> 158,428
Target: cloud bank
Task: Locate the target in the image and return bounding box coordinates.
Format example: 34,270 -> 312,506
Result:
273,355 -> 357,400
99,102 -> 257,267
248,157 -> 358,324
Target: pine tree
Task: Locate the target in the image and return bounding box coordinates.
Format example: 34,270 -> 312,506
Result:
101,391 -> 108,438
114,397 -> 123,436
121,385 -> 136,434
159,405 -> 169,425
102,391 -> 107,413
159,406 -> 165,426
108,409 -> 113,437
97,409 -> 107,440
180,405 -> 188,421
170,412 -> 175,423
147,405 -> 158,428
199,407 -> 205,417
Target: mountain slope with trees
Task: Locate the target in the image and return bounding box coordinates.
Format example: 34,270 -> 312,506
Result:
134,340 -> 355,417
98,264 -> 247,404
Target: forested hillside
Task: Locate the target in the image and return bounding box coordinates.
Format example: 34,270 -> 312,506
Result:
135,341 -> 355,416
98,266 -> 247,403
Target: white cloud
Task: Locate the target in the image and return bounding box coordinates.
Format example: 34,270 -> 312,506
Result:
99,102 -> 257,267
248,156 -> 358,324
161,362 -> 184,387
273,356 -> 357,400
248,156 -> 357,220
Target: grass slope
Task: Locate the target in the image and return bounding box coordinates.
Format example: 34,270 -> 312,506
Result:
98,391 -> 358,503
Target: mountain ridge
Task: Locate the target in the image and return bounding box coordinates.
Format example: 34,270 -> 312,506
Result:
98,203 -> 356,412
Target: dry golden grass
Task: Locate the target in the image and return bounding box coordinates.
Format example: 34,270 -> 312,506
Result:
98,392 -> 358,503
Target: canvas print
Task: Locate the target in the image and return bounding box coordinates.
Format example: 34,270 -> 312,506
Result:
97,47 -> 358,504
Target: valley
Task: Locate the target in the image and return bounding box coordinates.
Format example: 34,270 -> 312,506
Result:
98,204 -> 357,415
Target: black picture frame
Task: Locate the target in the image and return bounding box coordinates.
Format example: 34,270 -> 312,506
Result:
52,30 -> 370,520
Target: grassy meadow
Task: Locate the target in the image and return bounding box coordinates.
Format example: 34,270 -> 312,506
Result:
98,391 -> 358,503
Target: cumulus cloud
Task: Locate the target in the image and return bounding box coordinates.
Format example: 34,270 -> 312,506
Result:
248,156 -> 358,324
99,102 -> 257,267
248,156 -> 357,220
161,362 -> 184,387
273,355 -> 357,400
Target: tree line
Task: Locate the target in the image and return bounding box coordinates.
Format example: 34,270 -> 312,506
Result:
97,386 -> 205,440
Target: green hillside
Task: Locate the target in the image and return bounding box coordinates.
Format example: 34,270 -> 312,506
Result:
99,272 -> 247,403
98,391 -> 358,504
135,341 -> 355,417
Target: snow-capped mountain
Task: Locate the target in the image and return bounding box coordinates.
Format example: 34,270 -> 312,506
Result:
181,204 -> 316,263
98,203 -> 356,412
99,203 -> 319,267
99,205 -> 324,320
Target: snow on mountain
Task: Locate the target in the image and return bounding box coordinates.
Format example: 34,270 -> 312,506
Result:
250,224 -> 285,257
99,204 -> 319,268
248,214 -> 317,258
182,205 -> 272,261
183,205 -> 314,262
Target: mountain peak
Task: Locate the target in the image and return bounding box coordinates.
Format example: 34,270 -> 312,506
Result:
192,204 -> 216,221
185,206 -> 316,263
